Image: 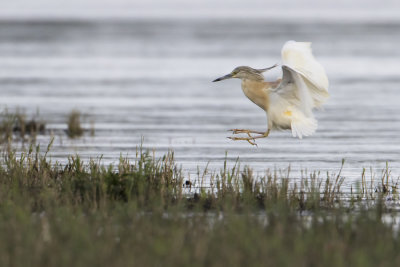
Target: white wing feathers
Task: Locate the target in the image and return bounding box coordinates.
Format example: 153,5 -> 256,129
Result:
281,41 -> 329,109
281,41 -> 329,96
276,41 -> 329,139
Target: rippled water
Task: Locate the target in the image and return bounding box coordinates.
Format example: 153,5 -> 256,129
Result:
1,19 -> 400,185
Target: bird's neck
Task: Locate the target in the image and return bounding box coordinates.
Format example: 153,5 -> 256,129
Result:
241,79 -> 272,111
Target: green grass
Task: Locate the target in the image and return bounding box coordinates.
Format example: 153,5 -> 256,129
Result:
0,142 -> 399,266
0,109 -> 45,143
67,110 -> 84,138
0,109 -> 91,140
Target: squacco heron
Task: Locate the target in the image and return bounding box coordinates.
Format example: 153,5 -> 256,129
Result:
213,41 -> 329,145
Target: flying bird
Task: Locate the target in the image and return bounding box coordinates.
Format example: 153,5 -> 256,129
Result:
213,41 -> 329,145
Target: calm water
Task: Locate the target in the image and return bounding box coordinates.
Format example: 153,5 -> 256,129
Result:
1,19 -> 400,186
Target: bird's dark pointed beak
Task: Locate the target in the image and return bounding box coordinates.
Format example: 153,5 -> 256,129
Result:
212,73 -> 233,82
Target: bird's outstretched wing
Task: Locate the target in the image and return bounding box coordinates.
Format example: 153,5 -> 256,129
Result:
279,41 -> 329,109
273,41 -> 329,138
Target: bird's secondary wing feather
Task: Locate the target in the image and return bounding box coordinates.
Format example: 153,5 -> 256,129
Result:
276,65 -> 314,116
273,65 -> 318,139
280,41 -> 329,108
271,40 -> 329,139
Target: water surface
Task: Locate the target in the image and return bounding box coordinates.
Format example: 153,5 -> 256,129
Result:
1,19 -> 400,186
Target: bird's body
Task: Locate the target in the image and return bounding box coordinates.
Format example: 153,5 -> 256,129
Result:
240,79 -> 270,110
213,40 -> 329,144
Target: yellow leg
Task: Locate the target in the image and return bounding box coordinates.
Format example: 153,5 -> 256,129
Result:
228,129 -> 270,146
229,129 -> 265,135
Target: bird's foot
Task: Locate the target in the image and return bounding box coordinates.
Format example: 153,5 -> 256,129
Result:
227,136 -> 258,146
229,129 -> 265,135
227,129 -> 270,146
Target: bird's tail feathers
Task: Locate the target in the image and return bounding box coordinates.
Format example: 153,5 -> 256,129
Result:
291,116 -> 318,139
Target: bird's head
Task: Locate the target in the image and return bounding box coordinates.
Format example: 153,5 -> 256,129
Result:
213,64 -> 277,82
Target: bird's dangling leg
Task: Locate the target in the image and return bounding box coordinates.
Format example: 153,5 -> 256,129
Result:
227,129 -> 270,146
229,129 -> 265,135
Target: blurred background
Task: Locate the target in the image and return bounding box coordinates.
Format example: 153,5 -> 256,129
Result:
1,0 -> 400,185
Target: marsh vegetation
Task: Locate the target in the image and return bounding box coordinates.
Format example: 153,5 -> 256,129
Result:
0,140 -> 400,266
0,109 -> 45,143
67,110 -> 84,138
0,109 -> 91,142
